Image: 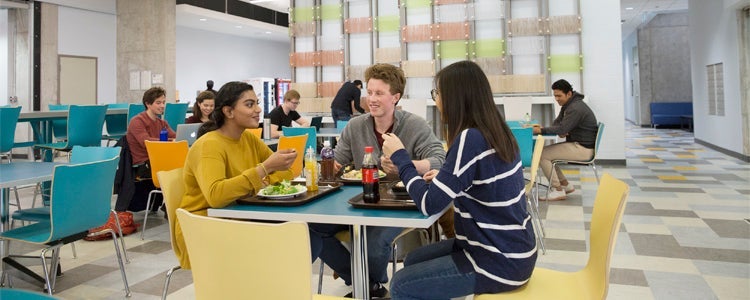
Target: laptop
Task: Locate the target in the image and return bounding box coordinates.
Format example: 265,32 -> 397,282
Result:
175,123 -> 202,146
310,116 -> 323,132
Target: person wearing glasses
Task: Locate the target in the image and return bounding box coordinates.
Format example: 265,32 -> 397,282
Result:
382,60 -> 537,299
267,89 -> 310,138
309,63 -> 446,298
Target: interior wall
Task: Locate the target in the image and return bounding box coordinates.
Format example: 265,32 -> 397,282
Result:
689,0 -> 745,155
637,12 -> 692,125
57,5 -> 116,104
622,30 -> 639,124
175,26 -> 291,104
1,9 -> 8,106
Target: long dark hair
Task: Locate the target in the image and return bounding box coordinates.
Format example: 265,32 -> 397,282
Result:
198,81 -> 254,137
436,60 -> 518,163
192,90 -> 216,121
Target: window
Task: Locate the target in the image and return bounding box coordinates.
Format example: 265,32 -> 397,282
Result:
707,63 -> 724,116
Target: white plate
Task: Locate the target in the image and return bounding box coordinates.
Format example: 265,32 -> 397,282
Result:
340,171 -> 387,182
257,186 -> 308,199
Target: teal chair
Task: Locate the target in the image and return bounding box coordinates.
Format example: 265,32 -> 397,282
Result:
0,157 -> 131,297
506,120 -> 523,128
127,103 -> 145,126
282,126 -> 317,154
48,104 -> 69,142
336,120 -> 348,131
0,288 -> 59,299
34,105 -> 107,160
103,103 -> 130,145
163,102 -> 188,132
511,127 -> 534,168
0,106 -> 23,208
11,146 -> 129,262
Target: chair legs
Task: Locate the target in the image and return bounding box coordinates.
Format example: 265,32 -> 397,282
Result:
317,259 -> 325,294
106,228 -> 132,297
162,265 -> 182,300
111,210 -> 131,263
141,190 -> 162,240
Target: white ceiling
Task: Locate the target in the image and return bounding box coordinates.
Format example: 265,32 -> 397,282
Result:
181,0 -> 690,43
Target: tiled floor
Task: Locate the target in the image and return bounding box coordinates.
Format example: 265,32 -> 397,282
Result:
2,123 -> 748,299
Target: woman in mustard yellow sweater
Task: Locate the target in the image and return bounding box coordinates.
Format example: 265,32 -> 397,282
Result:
174,81 -> 297,268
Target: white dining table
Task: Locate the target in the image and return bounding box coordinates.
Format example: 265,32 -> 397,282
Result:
208,185 -> 447,299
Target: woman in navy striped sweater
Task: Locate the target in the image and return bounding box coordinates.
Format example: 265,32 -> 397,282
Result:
382,60 -> 537,299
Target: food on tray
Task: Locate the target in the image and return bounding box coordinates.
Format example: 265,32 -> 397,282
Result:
394,181 -> 405,188
342,169 -> 386,180
261,180 -> 300,195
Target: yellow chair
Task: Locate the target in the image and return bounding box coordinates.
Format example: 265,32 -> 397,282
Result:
157,168 -> 187,300
526,135 -> 546,253
278,134 -> 307,178
142,140 -> 189,240
176,209 -> 347,300
246,128 -> 262,139
475,173 -> 629,300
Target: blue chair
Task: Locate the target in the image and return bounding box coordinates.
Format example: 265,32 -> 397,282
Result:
511,127 -> 533,168
34,105 -> 108,160
127,103 -> 145,126
11,146 -> 129,262
336,120 -> 348,131
103,103 -> 130,145
163,103 -> 189,132
48,104 -> 69,142
1,106 -> 23,208
282,126 -> 317,154
0,288 -> 59,299
506,120 -> 523,128
0,157 -> 130,297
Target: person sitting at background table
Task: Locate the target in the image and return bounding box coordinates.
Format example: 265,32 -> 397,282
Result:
532,79 -> 598,201
174,81 -> 297,269
382,60 -> 537,299
309,63 -> 446,298
268,89 -> 310,138
87,86 -> 176,239
185,90 -> 215,123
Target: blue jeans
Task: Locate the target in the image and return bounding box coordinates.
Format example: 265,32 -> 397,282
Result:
331,109 -> 351,125
309,223 -> 403,285
389,239 -> 475,300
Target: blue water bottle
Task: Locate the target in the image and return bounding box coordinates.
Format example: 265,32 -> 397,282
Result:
159,126 -> 168,141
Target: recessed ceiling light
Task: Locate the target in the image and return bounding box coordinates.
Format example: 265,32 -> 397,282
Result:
199,18 -> 207,21
625,7 -> 634,10
265,31 -> 272,34
235,25 -> 242,29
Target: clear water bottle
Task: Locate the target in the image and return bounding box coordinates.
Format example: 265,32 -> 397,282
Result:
159,126 -> 168,141
304,146 -> 319,192
362,146 -> 380,203
523,112 -> 531,125
320,140 -> 335,181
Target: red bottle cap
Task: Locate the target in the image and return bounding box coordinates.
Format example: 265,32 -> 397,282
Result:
364,146 -> 373,153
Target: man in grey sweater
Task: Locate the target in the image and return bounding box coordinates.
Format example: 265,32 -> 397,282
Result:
310,63 -> 445,298
533,79 -> 598,201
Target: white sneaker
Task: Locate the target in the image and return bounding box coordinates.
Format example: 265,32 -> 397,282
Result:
561,184 -> 575,194
539,188 -> 567,201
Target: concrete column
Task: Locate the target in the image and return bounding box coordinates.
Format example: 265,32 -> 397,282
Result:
116,0 -> 176,103
40,2 -> 58,109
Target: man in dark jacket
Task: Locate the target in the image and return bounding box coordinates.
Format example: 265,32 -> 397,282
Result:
330,80 -> 364,124
533,79 -> 598,201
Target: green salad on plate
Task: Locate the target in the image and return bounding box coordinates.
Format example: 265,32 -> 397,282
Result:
261,180 -> 299,195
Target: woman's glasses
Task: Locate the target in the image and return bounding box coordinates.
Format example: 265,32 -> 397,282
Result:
430,89 -> 438,102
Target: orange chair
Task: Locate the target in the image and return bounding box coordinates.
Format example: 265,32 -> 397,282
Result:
247,128 -> 263,139
141,140 -> 189,240
278,134 -> 307,178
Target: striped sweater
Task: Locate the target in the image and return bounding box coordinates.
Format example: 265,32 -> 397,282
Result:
390,128 -> 537,294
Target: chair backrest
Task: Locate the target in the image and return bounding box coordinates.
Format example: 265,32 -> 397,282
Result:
525,135 -> 545,194
0,106 -> 22,153
66,105 -> 108,148
282,126 -> 316,154
246,128 -> 263,139
175,123 -> 202,146
583,173 -> 629,299
593,122 -> 605,159
510,127 -> 533,168
157,168 -> 186,267
164,103 -> 189,132
104,103 -> 129,137
176,209 -> 314,299
47,157 -> 119,242
0,287 -> 60,299
336,120 -> 348,131
145,140 -> 189,188
310,116 -> 323,131
70,146 -> 121,164
503,97 -> 532,121
127,103 -> 145,126
48,104 -> 69,140
278,134 -> 307,178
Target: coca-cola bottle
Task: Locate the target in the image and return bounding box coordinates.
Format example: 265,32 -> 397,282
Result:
362,146 -> 380,203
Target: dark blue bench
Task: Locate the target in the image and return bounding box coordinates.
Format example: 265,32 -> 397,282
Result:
650,102 -> 693,128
